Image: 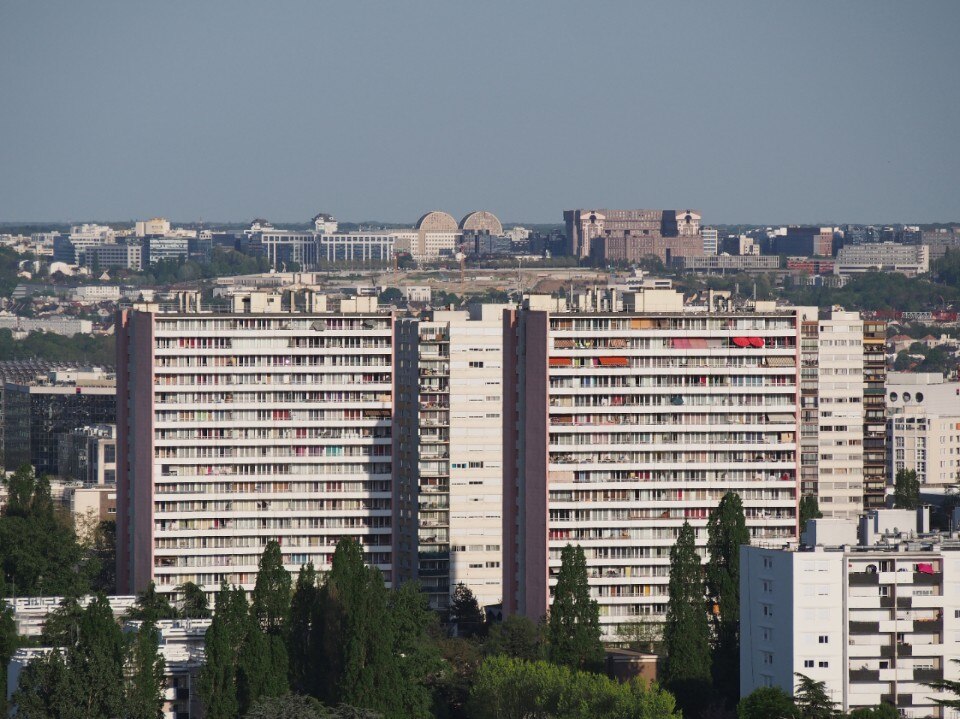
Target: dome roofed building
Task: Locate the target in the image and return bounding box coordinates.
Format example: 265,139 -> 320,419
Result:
415,211 -> 459,233
459,211 -> 503,236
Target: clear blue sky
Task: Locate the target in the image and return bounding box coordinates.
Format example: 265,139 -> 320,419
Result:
1,1 -> 957,225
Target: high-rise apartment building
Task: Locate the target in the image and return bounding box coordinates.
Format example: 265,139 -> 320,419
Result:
394,306 -> 507,610
115,291 -> 394,596
503,289 -> 801,636
862,320 -> 888,509
798,310 -> 865,518
701,227 -> 719,255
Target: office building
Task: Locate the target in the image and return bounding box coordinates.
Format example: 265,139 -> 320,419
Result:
2,369 -> 116,474
701,227 -> 719,255
115,291 -> 394,597
887,373 -> 960,489
84,242 -> 143,271
143,236 -> 189,265
771,227 -> 835,257
394,306 -> 507,611
922,228 -> 960,261
797,309 -> 865,520
563,209 -> 701,261
835,243 -> 930,277
741,510 -> 958,717
503,289 -> 800,636
317,231 -> 396,265
57,424 -> 117,486
673,255 -> 781,273
134,218 -> 172,237
394,211 -> 464,261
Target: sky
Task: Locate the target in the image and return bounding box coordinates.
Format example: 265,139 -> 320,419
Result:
0,1 -> 958,225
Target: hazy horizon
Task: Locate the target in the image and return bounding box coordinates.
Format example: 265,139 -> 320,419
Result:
2,1 -> 958,224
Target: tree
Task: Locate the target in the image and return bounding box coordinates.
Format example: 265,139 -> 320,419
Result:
11,650 -> 74,718
388,581 -> 444,718
468,655 -> 681,719
924,658 -> 960,711
199,583 -> 249,719
894,468 -> 920,510
42,595 -> 84,646
317,538 -> 399,715
793,673 -> 837,719
706,492 -> 750,705
483,615 -> 542,661
252,540 -> 292,632
737,686 -> 797,719
127,581 -> 178,622
546,544 -> 604,671
0,600 -> 16,716
124,621 -> 165,719
176,581 -> 210,619
449,583 -> 485,638
614,618 -> 661,653
662,522 -> 712,715
799,495 -> 822,530
69,594 -> 127,718
243,541 -> 291,706
289,563 -> 322,695
244,694 -> 327,719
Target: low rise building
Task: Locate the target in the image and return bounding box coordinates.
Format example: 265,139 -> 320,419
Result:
673,254 -> 781,273
835,243 -> 929,277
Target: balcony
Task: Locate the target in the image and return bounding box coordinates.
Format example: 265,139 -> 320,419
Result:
849,621 -> 880,635
914,667 -> 942,683
849,669 -> 880,682
913,572 -> 942,586
849,572 -> 880,586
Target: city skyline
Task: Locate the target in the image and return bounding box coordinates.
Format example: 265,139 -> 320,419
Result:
2,2 -> 959,224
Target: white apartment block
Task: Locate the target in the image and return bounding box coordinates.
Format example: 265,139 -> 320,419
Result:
888,373 -> 960,488
395,306 -> 507,610
116,291 -> 394,597
505,289 -> 801,637
799,309 -> 865,519
701,227 -> 719,255
742,518 -> 960,718
135,217 -> 172,237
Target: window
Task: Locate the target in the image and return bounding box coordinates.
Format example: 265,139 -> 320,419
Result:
818,661 -> 829,668
818,635 -> 829,644
469,361 -> 484,368
804,660 -> 814,668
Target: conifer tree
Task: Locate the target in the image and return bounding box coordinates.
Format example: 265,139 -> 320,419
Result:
242,540 -> 291,707
663,522 -> 712,714
124,620 -> 165,719
449,583 -> 485,638
706,492 -> 750,705
128,581 -> 178,622
793,673 -> 838,718
176,581 -> 210,619
894,468 -> 920,510
67,593 -> 127,718
199,583 -> 248,719
252,540 -> 292,632
799,494 -> 822,530
289,563 -> 322,695
388,581 -> 444,718
0,599 -> 15,717
546,543 -> 604,671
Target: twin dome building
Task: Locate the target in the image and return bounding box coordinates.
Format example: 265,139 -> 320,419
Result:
416,210 -> 503,237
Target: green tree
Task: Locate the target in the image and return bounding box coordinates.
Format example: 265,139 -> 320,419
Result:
614,618 -> 661,653
793,673 -> 837,718
706,492 -> 750,705
546,544 -> 604,671
128,581 -> 178,622
0,465 -> 91,597
66,594 -> 127,718
11,650 -> 74,718
662,522 -> 712,715
176,581 -> 210,619
242,541 -> 291,707
799,495 -> 822,530
199,583 -> 249,719
0,599 -> 16,716
737,686 -> 797,719
317,538 -> 399,715
388,581 -> 444,718
449,583 -> 485,639
924,658 -> 960,711
124,620 -> 165,719
289,563 -> 322,695
42,596 -> 84,646
468,655 -> 681,719
483,615 -> 542,661
894,468 -> 920,509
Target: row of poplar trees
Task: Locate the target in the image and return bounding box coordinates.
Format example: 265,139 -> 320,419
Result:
199,537 -> 442,719
662,491 -> 749,717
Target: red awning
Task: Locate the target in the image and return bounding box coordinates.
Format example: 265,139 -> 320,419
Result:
732,337 -> 751,348
598,357 -> 630,367
749,337 -> 766,348
917,563 -> 935,575
549,357 -> 572,367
